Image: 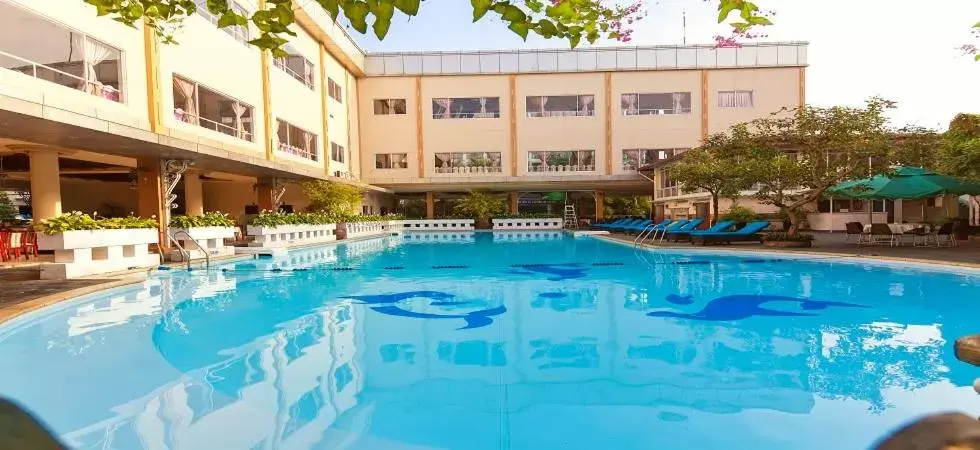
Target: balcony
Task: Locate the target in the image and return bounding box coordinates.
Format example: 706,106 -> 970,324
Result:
657,186 -> 680,198
527,165 -> 595,173
174,108 -> 253,141
1,50 -> 123,102
173,76 -> 254,142
434,166 -> 503,174
527,150 -> 596,173
277,142 -> 316,161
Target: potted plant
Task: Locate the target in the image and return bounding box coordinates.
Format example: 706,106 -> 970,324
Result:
169,211 -> 238,260
34,212 -> 159,279
453,190 -> 507,229
720,205 -> 758,229
762,232 -> 815,248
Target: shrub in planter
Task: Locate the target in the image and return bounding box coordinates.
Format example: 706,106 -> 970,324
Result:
721,205 -> 758,227
170,211 -> 236,228
35,211 -> 157,235
762,232 -> 815,248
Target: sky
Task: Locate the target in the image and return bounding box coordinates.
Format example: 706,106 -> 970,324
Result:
341,0 -> 980,130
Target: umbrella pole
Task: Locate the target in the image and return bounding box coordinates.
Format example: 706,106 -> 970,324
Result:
829,198 -> 833,233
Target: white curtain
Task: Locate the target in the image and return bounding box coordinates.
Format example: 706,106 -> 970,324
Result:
540,96 -> 549,117
718,91 -> 752,108
302,132 -> 314,159
970,195 -> 980,226
173,78 -> 198,124
717,91 -> 737,108
622,94 -> 638,115
434,98 -> 452,118
230,102 -> 246,138
82,35 -> 113,95
479,97 -> 487,114
671,93 -> 686,113
580,95 -> 594,116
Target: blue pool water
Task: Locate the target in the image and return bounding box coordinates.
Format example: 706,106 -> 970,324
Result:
1,231 -> 979,449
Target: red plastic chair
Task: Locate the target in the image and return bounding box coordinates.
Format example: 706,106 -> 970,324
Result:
0,231 -> 9,262
21,231 -> 37,260
6,231 -> 22,260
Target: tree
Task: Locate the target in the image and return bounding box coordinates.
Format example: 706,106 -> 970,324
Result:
738,98 -> 897,235
453,190 -> 506,227
937,114 -> 980,181
0,192 -> 17,222
603,195 -> 650,218
302,180 -> 364,215
668,128 -> 755,225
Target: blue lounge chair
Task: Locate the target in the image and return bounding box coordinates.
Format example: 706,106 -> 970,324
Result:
608,219 -> 644,232
662,218 -> 708,241
666,220 -> 735,242
619,219 -> 654,234
690,221 -> 771,245
594,218 -> 630,230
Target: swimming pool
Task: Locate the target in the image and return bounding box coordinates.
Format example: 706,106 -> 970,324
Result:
1,231 -> 978,449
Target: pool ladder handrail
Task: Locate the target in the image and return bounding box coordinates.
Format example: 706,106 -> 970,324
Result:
634,223 -> 663,247
168,230 -> 211,270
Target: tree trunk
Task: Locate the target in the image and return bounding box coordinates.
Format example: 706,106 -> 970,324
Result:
711,193 -> 719,226
785,208 -> 802,236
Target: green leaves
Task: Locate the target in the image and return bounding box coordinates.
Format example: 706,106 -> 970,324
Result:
471,0 -> 492,21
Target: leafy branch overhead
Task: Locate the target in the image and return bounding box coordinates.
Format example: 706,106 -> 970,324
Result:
79,0 -> 771,54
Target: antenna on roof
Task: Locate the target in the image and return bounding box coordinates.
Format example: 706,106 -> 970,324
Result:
682,9 -> 687,45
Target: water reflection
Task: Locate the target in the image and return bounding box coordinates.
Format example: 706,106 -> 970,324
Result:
0,236 -> 976,450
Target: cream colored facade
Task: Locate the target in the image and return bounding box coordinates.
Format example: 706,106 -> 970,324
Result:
0,0 -> 807,223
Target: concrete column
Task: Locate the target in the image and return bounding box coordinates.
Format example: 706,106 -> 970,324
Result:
28,151 -> 62,220
425,192 -> 435,219
256,180 -> 275,211
595,191 -> 605,220
184,172 -> 204,216
509,193 -> 519,214
136,157 -> 167,250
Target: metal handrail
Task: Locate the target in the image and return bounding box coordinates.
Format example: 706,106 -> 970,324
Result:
0,49 -> 122,101
169,230 -> 211,270
173,108 -> 253,141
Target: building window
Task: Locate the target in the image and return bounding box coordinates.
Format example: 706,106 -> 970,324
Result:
621,93 -> 691,115
717,90 -> 754,108
434,152 -> 503,173
658,168 -> 680,198
525,95 -> 595,117
527,150 -> 595,172
816,199 -> 887,213
193,0 -> 250,46
375,153 -> 408,169
330,142 -> 345,163
432,97 -> 500,119
0,1 -> 123,102
373,99 -> 407,115
273,44 -> 314,89
622,148 -> 687,170
328,78 -> 343,103
172,75 -> 254,141
276,119 -> 318,161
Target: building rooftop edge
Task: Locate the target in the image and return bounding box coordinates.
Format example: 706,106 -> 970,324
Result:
362,41 -> 809,57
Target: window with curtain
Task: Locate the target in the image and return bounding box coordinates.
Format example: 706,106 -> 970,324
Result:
622,148 -> 687,170
331,142 -> 345,163
0,2 -> 123,102
375,153 -> 409,169
431,97 -> 500,119
327,78 -> 343,103
717,90 -> 754,108
526,150 -> 595,172
373,99 -> 407,115
193,0 -> 251,45
525,95 -> 595,117
621,92 -> 692,115
173,75 -> 254,141
433,152 -> 503,173
273,44 -> 314,89
276,119 -> 318,161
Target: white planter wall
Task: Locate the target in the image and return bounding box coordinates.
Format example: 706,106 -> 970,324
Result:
492,218 -> 563,230
36,228 -> 160,279
245,223 -> 337,249
403,232 -> 476,243
492,231 -> 564,241
402,219 -> 475,231
342,221 -> 400,240
169,226 -> 238,261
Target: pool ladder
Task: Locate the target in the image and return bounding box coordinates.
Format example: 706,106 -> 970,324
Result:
167,230 -> 211,270
634,223 -> 667,247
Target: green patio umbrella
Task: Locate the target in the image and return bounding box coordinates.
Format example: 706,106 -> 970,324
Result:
826,166 -> 980,199
542,192 -> 567,201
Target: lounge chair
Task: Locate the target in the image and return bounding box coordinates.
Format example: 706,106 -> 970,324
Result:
690,221 -> 770,245
844,221 -> 865,244
867,223 -> 901,247
667,219 -> 734,242
594,218 -> 629,230
662,218 -> 705,241
607,219 -> 644,232
935,222 -> 957,247
619,219 -> 654,234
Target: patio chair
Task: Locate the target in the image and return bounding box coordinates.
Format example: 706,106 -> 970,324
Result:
21,231 -> 38,260
608,219 -> 645,232
935,222 -> 957,247
593,218 -> 629,230
663,218 -> 708,242
667,220 -> 735,242
906,225 -> 932,247
619,219 -> 654,234
0,231 -> 9,262
844,222 -> 865,244
868,223 -> 901,247
690,221 -> 770,245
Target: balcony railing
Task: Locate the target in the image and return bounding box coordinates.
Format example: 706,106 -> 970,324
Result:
173,108 -> 253,142
434,166 -> 503,174
277,142 -> 317,161
657,186 -> 680,198
528,165 -> 596,173
0,49 -> 122,102
526,110 -> 594,118
273,58 -> 314,89
432,112 -> 500,119
624,108 -> 691,116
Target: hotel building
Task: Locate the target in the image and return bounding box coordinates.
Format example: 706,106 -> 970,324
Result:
0,0 -> 808,228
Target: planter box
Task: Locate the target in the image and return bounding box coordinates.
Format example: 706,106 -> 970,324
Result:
402,219 -> 475,231
403,232 -> 476,243
340,221 -> 400,240
492,231 -> 564,241
244,223 -> 337,249
169,226 -> 238,261
492,218 -> 563,230
36,228 -> 159,279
